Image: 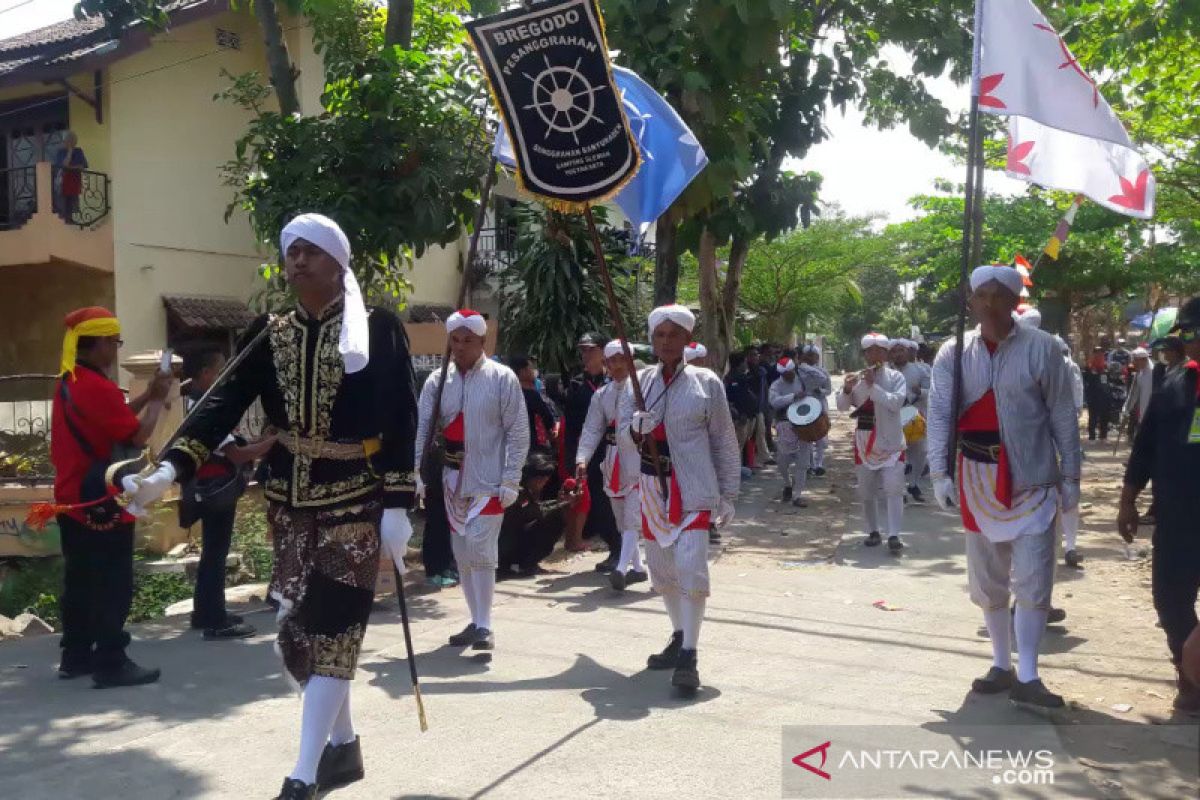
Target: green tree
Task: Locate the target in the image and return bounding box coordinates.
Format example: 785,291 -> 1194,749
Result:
496,206 -> 634,375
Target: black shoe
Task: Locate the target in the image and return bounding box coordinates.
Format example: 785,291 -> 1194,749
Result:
1010,678 -> 1064,709
708,529 -> 721,544
203,622 -> 256,640
317,735 -> 364,791
58,651 -> 93,679
1010,605 -> 1067,624
864,531 -> 882,547
780,486 -> 793,502
92,659 -> 160,689
812,467 -> 826,478
792,496 -> 808,508
971,666 -> 1015,694
594,556 -> 617,574
625,569 -> 648,586
1064,549 -> 1084,569
907,486 -> 926,504
448,623 -> 479,646
472,628 -> 494,650
274,777 -> 316,800
192,612 -> 244,630
888,535 -> 904,552
672,648 -> 700,691
610,570 -> 627,591
647,631 -> 683,670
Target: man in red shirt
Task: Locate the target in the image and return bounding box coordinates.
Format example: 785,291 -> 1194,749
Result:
51,307 -> 170,687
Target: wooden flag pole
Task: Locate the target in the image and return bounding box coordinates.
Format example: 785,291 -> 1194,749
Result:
582,204 -> 668,498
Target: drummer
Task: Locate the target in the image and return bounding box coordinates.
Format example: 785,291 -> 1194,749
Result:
838,334 -> 909,551
768,359 -> 825,510
890,338 -> 930,504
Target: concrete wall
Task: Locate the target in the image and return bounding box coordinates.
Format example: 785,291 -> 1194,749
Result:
0,262 -> 114,384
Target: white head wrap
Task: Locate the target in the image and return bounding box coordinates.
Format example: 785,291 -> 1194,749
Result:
683,341 -> 707,362
445,308 -> 488,337
281,213 -> 369,374
860,332 -> 890,350
648,304 -> 695,335
1015,305 -> 1042,329
776,357 -> 796,374
890,338 -> 916,350
1131,347 -> 1150,359
969,264 -> 1024,297
801,343 -> 819,356
604,339 -> 635,359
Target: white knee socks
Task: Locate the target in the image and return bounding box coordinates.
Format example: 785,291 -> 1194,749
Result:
680,596 -> 705,649
474,569 -> 495,630
1014,606 -> 1048,682
617,530 -> 643,574
885,494 -> 904,538
291,676 -> 350,784
329,688 -> 356,746
662,591 -> 683,631
863,496 -> 880,533
1060,507 -> 1079,551
983,607 -> 1012,670
459,569 -> 479,626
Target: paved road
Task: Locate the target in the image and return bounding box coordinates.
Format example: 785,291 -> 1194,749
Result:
1,430 -> 1194,799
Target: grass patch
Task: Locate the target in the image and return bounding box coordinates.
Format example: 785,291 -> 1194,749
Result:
232,503 -> 273,583
0,557 -> 64,629
128,573 -> 194,623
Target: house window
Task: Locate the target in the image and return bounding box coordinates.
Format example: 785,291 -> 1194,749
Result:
0,94 -> 67,230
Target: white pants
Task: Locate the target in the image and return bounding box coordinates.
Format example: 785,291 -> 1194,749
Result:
966,522 -> 1056,611
779,440 -> 813,495
906,439 -> 927,488
1059,504 -> 1079,551
449,512 -> 504,574
857,462 -> 905,536
643,531 -> 710,599
811,437 -> 828,468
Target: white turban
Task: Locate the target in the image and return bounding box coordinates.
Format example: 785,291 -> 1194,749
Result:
1132,347 -> 1150,358
861,332 -> 890,350
969,264 -> 1024,297
604,339 -> 636,359
801,343 -> 819,356
891,338 -> 915,350
648,303 -> 695,335
1015,305 -> 1042,329
776,357 -> 796,374
281,213 -> 369,374
445,308 -> 487,337
683,341 -> 707,362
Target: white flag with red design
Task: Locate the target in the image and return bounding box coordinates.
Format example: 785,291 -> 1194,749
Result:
978,0 -> 1154,219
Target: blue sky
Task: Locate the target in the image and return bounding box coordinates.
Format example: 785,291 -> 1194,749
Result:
2,0 -> 1024,222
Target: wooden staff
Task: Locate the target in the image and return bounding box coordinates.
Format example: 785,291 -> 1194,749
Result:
582,205 -> 668,498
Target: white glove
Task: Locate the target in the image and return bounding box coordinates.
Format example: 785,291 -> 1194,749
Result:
380,508 -> 413,572
716,497 -> 736,528
499,486 -> 519,509
932,476 -> 956,510
1060,480 -> 1080,511
121,462 -> 177,515
631,410 -> 658,435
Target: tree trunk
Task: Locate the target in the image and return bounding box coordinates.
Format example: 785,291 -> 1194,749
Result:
385,0 -> 415,48
712,232 -> 750,372
653,216 -> 680,306
254,0 -> 300,116
697,226 -> 722,356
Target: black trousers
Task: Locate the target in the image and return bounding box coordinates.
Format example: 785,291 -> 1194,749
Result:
584,458 -> 620,558
192,504 -> 237,628
421,476 -> 455,576
1086,400 -> 1111,439
58,515 -> 134,668
1152,543 -> 1200,665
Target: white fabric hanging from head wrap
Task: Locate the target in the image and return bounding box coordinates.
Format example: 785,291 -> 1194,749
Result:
280,213 -> 370,374
860,332 -> 890,349
969,264 -> 1024,297
648,303 -> 695,335
683,341 -> 707,362
445,308 -> 488,337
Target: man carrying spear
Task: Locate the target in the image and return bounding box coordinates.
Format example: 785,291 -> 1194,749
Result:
625,304 -> 740,693
124,213 -> 419,800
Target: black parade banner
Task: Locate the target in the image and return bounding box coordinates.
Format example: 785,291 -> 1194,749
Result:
465,0 -> 640,211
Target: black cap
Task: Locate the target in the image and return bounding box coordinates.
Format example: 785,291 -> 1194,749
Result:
1172,297 -> 1200,332
576,332 -> 604,347
1151,336 -> 1184,353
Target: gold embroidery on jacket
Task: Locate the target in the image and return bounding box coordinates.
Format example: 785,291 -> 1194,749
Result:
312,624 -> 365,679
173,437 -> 211,471
270,314 -> 304,430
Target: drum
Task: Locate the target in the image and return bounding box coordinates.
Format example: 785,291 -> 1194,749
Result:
787,397 -> 830,443
901,406 -> 926,444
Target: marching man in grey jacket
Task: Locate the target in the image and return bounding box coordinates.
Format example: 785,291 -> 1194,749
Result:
838,333 -> 908,552
927,265 -> 1081,710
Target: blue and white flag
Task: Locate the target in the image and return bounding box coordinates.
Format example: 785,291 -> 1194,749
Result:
494,66 -> 707,231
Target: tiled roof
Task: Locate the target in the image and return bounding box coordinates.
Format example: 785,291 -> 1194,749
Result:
163,294 -> 257,330
0,1 -> 210,79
